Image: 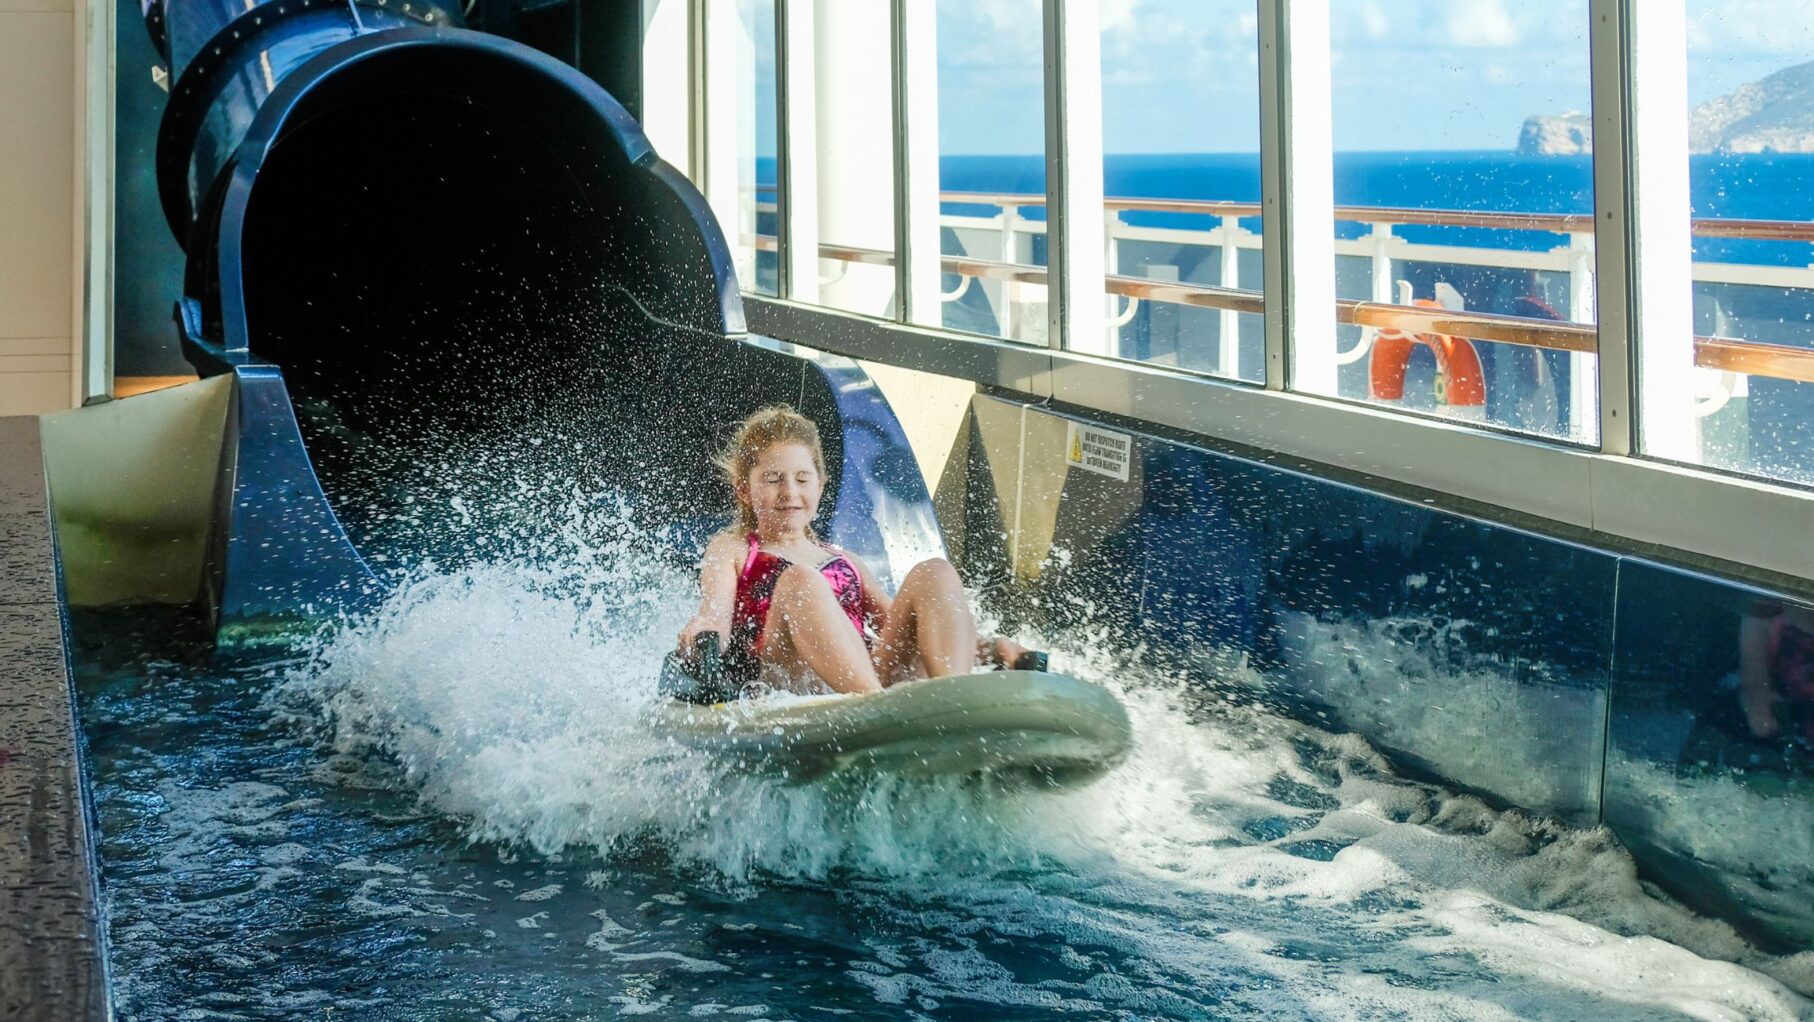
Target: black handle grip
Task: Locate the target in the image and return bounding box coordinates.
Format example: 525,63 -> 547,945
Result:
692,631 -> 723,689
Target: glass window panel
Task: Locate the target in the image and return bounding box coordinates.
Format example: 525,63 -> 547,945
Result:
715,0 -> 778,296
1303,2 -> 1598,443
936,0 -> 1047,343
1666,3 -> 1814,487
1096,0 -> 1263,382
799,0 -> 897,316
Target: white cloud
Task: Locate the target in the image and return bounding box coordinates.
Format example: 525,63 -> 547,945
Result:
1100,0 -> 1139,36
1443,0 -> 1522,49
1686,1 -> 1814,56
1332,1 -> 1390,45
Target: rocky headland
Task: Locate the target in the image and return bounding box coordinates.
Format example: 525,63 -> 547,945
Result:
1517,59 -> 1814,155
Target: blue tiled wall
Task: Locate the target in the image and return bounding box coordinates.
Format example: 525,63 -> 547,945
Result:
963,394 -> 1810,950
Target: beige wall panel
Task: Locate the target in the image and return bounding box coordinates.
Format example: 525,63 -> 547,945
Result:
855,360 -> 975,493
1009,407 -> 1073,581
0,354 -> 79,373
0,12 -> 76,342
0,336 -> 73,356
0,371 -> 73,414
0,0 -> 71,12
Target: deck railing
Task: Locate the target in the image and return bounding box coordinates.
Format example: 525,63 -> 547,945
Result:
745,190 -> 1814,389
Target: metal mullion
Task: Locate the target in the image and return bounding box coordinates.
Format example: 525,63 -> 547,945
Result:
1258,0 -> 1284,389
1594,0 -> 1696,462
1258,0 -> 1335,394
890,0 -> 908,322
1589,0 -> 1635,455
775,0 -> 819,304
79,0 -> 116,404
688,0 -> 707,192
1041,0 -> 1104,353
700,0 -> 747,285
893,0 -> 942,327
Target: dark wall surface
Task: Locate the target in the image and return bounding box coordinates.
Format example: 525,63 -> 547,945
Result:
114,0 -> 191,376
961,392 -> 1812,953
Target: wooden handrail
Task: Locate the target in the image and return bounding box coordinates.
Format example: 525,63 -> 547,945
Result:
744,238 -> 1814,384
765,186 -> 1814,242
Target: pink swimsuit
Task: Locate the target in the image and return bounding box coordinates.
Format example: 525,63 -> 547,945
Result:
725,532 -> 867,684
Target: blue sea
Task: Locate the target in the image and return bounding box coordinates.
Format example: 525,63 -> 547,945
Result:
764,151 -> 1814,266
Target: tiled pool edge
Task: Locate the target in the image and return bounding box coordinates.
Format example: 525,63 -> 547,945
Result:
0,416 -> 111,1020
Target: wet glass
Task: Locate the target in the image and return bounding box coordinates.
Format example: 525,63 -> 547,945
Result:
935,0 -> 1048,343
713,0 -> 779,296
1663,3 -> 1814,487
1094,0 -> 1264,382
796,0 -> 898,317
1304,1 -> 1599,444
1604,565 -> 1814,956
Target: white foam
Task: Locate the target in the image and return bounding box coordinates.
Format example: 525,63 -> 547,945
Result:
269,500 -> 1813,1018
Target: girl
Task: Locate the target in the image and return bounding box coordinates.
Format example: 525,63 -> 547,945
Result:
677,405 -> 1029,694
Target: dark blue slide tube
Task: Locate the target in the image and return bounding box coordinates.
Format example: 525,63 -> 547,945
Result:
143,0 -> 942,639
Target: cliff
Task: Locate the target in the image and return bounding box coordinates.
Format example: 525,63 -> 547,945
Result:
1518,112 -> 1591,156
1690,59 -> 1814,154
1516,59 -> 1814,156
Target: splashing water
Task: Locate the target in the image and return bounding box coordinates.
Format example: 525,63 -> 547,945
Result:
78,483 -> 1813,1019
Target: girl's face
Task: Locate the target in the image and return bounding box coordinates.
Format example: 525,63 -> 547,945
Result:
741,442 -> 823,538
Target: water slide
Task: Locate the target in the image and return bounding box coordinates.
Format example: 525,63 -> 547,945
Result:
102,0 -> 941,638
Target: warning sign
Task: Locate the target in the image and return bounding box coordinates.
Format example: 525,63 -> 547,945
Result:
1065,422 -> 1132,482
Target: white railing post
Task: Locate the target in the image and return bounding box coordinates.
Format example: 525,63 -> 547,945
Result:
1568,230 -> 1597,434
1105,208 -> 1122,356
999,204 -> 1017,339
1219,214 -> 1243,377
1369,221 -> 1394,304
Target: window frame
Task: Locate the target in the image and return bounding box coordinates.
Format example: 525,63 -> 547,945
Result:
664,0 -> 1814,585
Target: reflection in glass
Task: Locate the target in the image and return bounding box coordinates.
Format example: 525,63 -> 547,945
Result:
1306,2 -> 1598,443
799,0 -> 897,316
1606,565 -> 1814,953
710,0 -> 778,296
935,0 -> 1047,343
1664,2 -> 1814,487
1095,0 -> 1263,382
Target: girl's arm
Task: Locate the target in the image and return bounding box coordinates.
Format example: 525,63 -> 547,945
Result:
679,532 -> 742,653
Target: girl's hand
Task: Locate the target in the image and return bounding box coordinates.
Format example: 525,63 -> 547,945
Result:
677,616 -> 728,658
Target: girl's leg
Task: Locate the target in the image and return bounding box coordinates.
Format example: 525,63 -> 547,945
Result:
873,558 -> 978,683
764,564 -> 883,693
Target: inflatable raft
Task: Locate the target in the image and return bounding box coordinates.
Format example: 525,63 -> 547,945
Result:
649,670 -> 1133,787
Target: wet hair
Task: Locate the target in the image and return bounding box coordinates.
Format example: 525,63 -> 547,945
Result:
717,405 -> 826,536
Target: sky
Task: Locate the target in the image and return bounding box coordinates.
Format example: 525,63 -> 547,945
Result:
737,1 -> 1814,157
930,0 -> 1814,155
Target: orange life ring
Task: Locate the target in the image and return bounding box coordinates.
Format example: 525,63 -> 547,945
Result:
1367,298 -> 1486,410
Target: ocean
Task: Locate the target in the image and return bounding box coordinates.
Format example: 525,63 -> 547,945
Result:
764,151 -> 1814,266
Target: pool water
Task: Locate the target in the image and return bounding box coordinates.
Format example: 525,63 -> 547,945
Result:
72,537 -> 1814,1021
